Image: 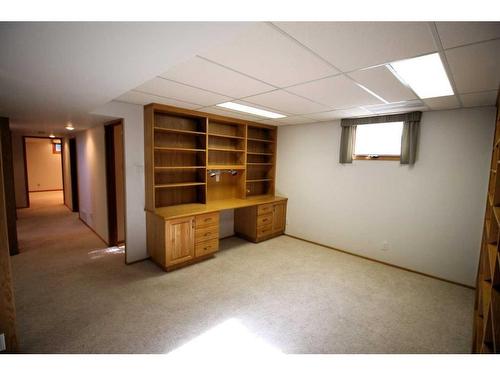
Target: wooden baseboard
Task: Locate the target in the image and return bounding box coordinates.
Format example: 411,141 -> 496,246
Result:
78,217 -> 109,246
285,234 -> 475,290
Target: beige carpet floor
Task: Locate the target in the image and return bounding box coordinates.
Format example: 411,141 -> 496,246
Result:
11,191 -> 475,353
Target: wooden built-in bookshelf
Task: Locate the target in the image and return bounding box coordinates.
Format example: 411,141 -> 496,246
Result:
144,104 -> 278,210
246,124 -> 276,197
473,92 -> 500,354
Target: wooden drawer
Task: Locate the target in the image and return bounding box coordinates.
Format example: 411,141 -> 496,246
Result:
195,225 -> 218,243
195,238 -> 219,257
257,213 -> 272,227
257,203 -> 273,216
257,224 -> 273,238
196,212 -> 219,228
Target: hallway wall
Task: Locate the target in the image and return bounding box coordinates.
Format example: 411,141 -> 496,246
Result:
76,126 -> 108,244
11,132 -> 28,208
93,101 -> 146,263
25,138 -> 63,192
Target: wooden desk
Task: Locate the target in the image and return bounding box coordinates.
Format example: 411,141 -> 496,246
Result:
146,195 -> 287,271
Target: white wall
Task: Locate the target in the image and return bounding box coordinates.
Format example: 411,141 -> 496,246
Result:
11,132 -> 27,208
220,209 -> 235,238
276,107 -> 496,286
25,138 -> 63,191
92,101 -> 146,263
76,126 -> 108,243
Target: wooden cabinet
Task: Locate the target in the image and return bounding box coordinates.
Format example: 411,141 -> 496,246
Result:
165,217 -> 195,266
235,199 -> 287,242
147,211 -> 219,271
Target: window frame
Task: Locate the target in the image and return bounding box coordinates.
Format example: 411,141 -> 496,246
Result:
52,143 -> 62,154
352,121 -> 403,162
352,154 -> 400,161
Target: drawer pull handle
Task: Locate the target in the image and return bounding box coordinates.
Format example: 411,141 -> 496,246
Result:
204,218 -> 211,222
205,232 -> 211,236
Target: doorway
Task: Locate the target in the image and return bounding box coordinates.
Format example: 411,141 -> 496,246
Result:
68,138 -> 79,212
104,120 -> 125,247
23,136 -> 64,207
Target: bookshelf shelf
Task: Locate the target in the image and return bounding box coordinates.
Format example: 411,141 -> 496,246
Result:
154,127 -> 206,136
155,182 -> 206,189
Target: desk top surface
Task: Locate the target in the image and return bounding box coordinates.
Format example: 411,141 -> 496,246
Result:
153,195 -> 287,220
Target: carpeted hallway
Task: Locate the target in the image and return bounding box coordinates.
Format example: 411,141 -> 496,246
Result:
11,191 -> 474,353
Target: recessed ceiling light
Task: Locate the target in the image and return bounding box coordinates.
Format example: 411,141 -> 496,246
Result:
388,53 -> 454,99
216,102 -> 286,119
49,133 -> 55,138
65,122 -> 74,130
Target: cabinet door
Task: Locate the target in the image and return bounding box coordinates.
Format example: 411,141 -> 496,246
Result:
165,217 -> 195,266
272,202 -> 286,233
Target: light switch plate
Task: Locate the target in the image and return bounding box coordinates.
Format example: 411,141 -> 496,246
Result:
0,333 -> 6,351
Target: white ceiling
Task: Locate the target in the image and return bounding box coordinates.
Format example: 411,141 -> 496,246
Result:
116,21 -> 500,126
1,22 -> 499,132
0,22 -> 251,133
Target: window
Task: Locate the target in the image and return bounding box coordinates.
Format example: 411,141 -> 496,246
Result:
52,142 -> 61,154
353,122 -> 403,161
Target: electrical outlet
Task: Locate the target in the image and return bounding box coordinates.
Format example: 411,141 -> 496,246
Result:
381,241 -> 389,251
0,333 -> 6,351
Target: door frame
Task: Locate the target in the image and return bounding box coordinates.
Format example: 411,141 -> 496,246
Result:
68,137 -> 79,212
104,119 -> 125,247
22,136 -> 65,207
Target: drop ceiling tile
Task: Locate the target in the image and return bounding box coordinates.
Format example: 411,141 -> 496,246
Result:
306,108 -> 372,121
135,77 -> 231,107
256,116 -> 316,126
287,75 -> 383,109
446,39 -> 500,93
114,90 -> 200,109
273,116 -> 316,125
423,95 -> 461,110
436,22 -> 500,49
363,100 -> 428,115
349,66 -> 417,103
255,119 -> 279,126
275,22 -> 436,72
243,90 -> 330,115
460,90 -> 498,107
159,56 -> 274,98
199,23 -> 338,88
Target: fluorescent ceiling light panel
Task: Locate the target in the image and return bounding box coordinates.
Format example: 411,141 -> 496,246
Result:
388,53 -> 453,99
217,102 -> 286,119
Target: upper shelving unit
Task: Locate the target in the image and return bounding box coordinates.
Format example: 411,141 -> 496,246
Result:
144,104 -> 278,210
246,125 -> 276,197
